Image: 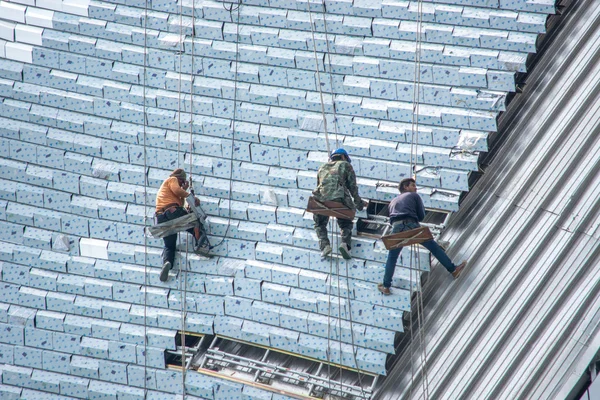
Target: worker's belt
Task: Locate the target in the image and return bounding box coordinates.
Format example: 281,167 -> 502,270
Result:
391,217 -> 418,225
155,203 -> 181,215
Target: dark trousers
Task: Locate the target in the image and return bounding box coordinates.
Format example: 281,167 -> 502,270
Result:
156,207 -> 208,266
313,214 -> 353,250
383,221 -> 456,288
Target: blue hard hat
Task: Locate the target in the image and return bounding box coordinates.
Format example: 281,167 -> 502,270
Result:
331,148 -> 351,163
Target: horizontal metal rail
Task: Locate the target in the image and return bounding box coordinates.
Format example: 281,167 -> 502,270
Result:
203,348 -> 374,399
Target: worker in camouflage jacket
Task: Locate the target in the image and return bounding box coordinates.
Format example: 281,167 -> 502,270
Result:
312,148 -> 366,259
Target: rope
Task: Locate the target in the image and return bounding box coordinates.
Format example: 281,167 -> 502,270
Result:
142,0 -> 150,396
318,5 -> 341,150
306,0 -> 368,389
326,218 -> 334,394
305,0 -> 334,155
416,248 -> 430,397
176,2 -> 188,396
339,247 -> 367,396
408,0 -> 430,397
408,244 -> 416,400
409,0 -> 424,174
209,0 -> 242,250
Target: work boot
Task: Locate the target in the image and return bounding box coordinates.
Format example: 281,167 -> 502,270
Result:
321,245 -> 332,257
160,261 -> 172,282
338,243 -> 351,260
452,261 -> 467,279
377,283 -> 391,295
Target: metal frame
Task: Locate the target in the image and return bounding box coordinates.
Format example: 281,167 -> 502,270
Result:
194,336 -> 378,400
165,333 -> 207,370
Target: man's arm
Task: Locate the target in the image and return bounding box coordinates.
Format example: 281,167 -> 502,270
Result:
167,178 -> 190,199
344,163 -> 363,208
415,193 -> 426,221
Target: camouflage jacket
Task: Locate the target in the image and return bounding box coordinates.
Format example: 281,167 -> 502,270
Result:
313,160 -> 362,210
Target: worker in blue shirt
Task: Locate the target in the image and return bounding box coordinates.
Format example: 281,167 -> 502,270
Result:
378,178 -> 467,295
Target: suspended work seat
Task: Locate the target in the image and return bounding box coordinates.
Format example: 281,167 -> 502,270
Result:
147,195 -> 210,239
306,196 -> 356,220
381,226 -> 433,250
147,213 -> 198,239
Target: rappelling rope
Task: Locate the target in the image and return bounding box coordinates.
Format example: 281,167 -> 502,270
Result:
142,0 -> 150,395
305,2 -> 332,155
308,0 -> 368,391
209,0 -> 242,250
176,2 -> 188,396
408,0 -> 430,397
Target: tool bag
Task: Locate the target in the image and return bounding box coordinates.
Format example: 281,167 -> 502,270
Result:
306,197 -> 356,220
381,226 -> 433,250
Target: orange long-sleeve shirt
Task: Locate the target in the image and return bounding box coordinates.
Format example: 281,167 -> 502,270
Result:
155,176 -> 189,212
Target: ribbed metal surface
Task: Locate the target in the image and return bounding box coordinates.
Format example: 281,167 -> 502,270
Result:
375,1 -> 600,399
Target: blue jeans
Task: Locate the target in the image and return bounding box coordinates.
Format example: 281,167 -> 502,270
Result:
383,222 -> 456,288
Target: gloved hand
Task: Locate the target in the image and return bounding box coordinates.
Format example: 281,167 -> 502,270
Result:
356,199 -> 366,211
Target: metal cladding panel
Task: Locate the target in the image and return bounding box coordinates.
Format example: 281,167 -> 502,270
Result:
375,1 -> 600,399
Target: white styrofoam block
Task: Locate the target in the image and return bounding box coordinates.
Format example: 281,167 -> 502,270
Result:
298,269 -> 328,293
15,24 -> 43,46
356,347 -> 386,375
244,259 -> 273,281
63,0 -> 90,16
79,238 -> 108,260
0,322 -> 24,345
224,295 -> 253,319
5,42 -> 32,63
0,383 -> 20,399
241,320 -> 270,346
205,277 -> 234,296
25,7 -> 54,28
289,288 -> 318,312
1,364 -> 32,388
195,294 -> 224,315
37,0 -> 62,11
297,333 -> 328,360
35,310 -> 65,332
0,2 -> 26,23
251,301 -> 280,326
214,315 -> 243,339
271,264 -> 300,286
261,282 -> 290,306
233,277 -> 262,300
0,20 -> 15,41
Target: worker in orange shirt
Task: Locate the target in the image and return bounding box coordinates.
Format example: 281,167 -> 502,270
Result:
155,168 -> 210,282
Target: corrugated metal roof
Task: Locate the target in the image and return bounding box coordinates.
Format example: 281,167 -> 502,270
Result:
375,0 -> 600,398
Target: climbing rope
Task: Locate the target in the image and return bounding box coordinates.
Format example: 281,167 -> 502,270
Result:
305,1 -> 337,154
173,2 -> 188,396
416,248 -> 430,397
209,0 -> 243,250
325,221 -> 335,393
317,4 -> 342,150
409,0 -> 424,174
178,0 -> 198,396
305,0 -> 368,391
338,238 -> 367,396
142,0 -> 150,395
304,0 -> 344,386
408,0 -> 430,397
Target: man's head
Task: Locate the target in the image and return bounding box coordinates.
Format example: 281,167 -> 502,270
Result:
330,148 -> 351,163
170,168 -> 187,184
399,178 -> 417,193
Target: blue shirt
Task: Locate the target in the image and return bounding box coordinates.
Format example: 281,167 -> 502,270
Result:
388,192 -> 426,222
